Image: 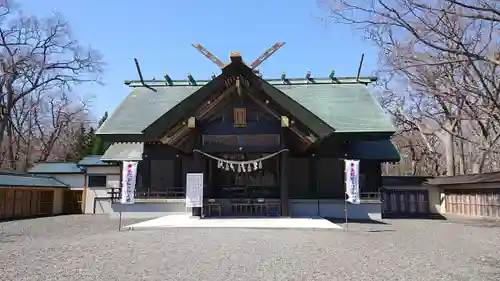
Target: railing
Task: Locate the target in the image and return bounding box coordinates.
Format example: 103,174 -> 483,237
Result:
361,192 -> 381,200
203,200 -> 281,217
107,187 -> 185,202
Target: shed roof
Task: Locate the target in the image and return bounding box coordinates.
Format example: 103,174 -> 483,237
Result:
382,176 -> 430,186
350,140 -> 400,162
28,162 -> 84,174
96,76 -> 395,137
101,142 -> 144,161
0,172 -> 69,188
77,155 -> 116,167
426,172 -> 500,186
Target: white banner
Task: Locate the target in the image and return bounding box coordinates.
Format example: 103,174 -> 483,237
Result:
121,161 -> 138,204
344,159 -> 360,204
186,173 -> 204,208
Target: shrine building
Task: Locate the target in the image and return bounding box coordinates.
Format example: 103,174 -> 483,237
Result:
96,45 -> 400,219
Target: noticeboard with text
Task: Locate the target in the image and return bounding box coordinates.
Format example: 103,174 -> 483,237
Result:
186,173 -> 203,208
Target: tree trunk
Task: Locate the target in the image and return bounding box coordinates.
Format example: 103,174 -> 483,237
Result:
7,121 -> 15,170
0,116 -> 7,153
472,151 -> 487,174
457,123 -> 466,174
437,129 -> 455,176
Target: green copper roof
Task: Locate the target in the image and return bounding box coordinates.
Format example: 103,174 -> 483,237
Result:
97,86 -> 202,135
0,172 -> 69,188
97,76 -> 394,137
350,140 -> 400,161
28,162 -> 84,174
275,84 -> 395,133
78,155 -> 116,166
101,142 -> 144,161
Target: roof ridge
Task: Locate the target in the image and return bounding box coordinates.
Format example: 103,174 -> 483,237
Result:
124,76 -> 378,88
35,161 -> 78,164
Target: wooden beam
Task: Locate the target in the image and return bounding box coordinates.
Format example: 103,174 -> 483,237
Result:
187,117 -> 196,128
245,90 -> 318,145
160,84 -> 237,147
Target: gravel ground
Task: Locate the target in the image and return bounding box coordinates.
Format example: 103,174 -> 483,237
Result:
1,215 -> 500,281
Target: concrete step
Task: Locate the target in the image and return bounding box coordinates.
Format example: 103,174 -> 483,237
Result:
110,211 -> 191,220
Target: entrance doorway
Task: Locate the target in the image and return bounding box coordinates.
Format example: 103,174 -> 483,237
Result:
209,153 -> 279,198
204,153 -> 281,217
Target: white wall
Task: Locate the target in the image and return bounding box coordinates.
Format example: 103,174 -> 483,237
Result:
84,165 -> 120,214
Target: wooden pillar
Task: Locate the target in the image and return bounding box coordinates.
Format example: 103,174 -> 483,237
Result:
192,151 -> 202,217
309,154 -> 317,197
280,149 -> 289,216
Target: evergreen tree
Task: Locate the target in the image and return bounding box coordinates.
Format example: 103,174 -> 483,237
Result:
83,126 -> 96,156
80,112 -> 111,157
74,122 -> 88,160
92,111 -> 111,155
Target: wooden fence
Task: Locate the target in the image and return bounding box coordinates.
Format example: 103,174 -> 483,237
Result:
0,188 -> 54,220
381,189 -> 430,218
445,189 -> 500,219
63,190 -> 83,214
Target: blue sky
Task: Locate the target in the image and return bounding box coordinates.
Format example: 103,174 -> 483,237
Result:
20,0 -> 377,120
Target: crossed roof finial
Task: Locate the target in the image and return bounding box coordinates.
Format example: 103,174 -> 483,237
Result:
191,42 -> 286,71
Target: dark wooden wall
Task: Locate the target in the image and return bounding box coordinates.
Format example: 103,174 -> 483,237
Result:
138,142 -> 383,199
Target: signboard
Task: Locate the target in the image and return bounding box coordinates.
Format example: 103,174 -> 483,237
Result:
186,173 -> 204,208
120,161 -> 138,204
344,159 -> 361,204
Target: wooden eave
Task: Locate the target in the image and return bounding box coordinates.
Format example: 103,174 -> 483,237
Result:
140,60 -> 340,152
141,73 -> 228,137
159,83 -> 238,152
234,64 -> 335,139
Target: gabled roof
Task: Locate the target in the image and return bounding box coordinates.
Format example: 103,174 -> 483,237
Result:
28,162 -> 84,174
97,62 -> 395,139
96,85 -> 203,136
274,84 -> 395,133
0,172 -> 69,188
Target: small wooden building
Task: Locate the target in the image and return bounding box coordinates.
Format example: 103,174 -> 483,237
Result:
96,52 -> 400,219
0,172 -> 69,220
427,173 -> 500,219
28,156 -> 120,215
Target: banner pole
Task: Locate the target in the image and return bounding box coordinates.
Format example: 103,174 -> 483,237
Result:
118,209 -> 123,231
344,196 -> 348,232
343,159 -> 349,232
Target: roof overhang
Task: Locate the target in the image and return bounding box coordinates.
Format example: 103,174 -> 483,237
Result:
101,142 -> 144,162
141,74 -> 228,137
140,60 -> 339,146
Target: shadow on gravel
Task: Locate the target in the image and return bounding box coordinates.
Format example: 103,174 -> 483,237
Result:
0,232 -> 24,243
447,218 -> 500,229
365,229 -> 396,232
381,213 -> 447,220
325,218 -> 390,225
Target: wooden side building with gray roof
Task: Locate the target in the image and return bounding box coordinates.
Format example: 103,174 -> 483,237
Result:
97,49 -> 399,219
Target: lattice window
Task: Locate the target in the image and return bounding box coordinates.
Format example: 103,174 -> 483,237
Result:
233,108 -> 247,127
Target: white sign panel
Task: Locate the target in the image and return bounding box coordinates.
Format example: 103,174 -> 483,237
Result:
186,173 -> 204,208
121,161 -> 138,204
344,159 -> 361,204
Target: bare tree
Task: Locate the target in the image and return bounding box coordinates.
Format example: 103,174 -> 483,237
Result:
319,0 -> 500,175
0,1 -> 103,163
32,90 -> 89,162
